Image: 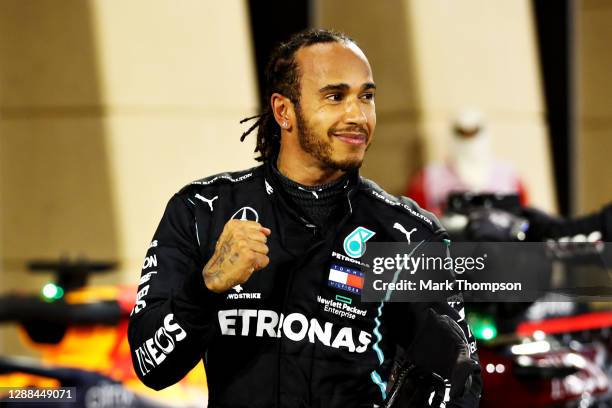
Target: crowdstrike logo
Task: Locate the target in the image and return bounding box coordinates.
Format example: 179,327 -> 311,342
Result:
227,284 -> 262,300
343,227 -> 376,258
218,309 -> 372,353
134,313 -> 187,376
226,291 -> 261,300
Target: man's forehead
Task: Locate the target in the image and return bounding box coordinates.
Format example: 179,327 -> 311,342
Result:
295,41 -> 373,86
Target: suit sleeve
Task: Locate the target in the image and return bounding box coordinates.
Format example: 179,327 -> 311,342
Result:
128,194 -> 225,390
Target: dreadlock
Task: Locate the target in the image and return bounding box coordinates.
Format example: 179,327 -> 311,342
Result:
240,28 -> 355,162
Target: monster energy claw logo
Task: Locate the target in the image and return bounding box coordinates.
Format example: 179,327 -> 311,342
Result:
343,227 -> 376,258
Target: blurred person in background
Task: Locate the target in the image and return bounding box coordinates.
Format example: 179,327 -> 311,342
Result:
406,108 -> 528,216
127,29 -> 481,407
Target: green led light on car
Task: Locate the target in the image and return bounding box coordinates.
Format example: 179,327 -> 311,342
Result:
41,282 -> 64,301
467,312 -> 498,341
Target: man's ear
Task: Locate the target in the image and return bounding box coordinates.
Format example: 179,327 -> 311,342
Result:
271,93 -> 294,131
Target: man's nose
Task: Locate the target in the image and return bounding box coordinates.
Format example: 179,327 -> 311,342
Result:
343,98 -> 368,125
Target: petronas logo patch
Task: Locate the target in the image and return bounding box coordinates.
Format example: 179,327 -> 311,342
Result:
343,226 -> 375,258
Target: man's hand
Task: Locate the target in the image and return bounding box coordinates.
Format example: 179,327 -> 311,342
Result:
406,308 -> 480,400
203,220 -> 271,293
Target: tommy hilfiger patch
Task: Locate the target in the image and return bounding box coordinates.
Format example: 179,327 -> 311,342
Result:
328,264 -> 364,294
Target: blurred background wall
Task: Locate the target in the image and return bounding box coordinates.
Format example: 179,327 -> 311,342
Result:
0,0 -> 611,356
0,0 -> 257,354
316,0 -> 556,211
576,0 -> 612,213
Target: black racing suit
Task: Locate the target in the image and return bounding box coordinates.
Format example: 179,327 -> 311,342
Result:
128,163 -> 482,407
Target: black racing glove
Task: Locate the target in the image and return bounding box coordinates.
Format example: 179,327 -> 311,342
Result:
406,308 -> 480,400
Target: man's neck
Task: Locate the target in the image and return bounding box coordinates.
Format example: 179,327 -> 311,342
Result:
276,147 -> 345,187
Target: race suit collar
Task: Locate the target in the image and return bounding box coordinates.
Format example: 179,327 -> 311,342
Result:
262,160 -> 360,228
270,161 -> 348,227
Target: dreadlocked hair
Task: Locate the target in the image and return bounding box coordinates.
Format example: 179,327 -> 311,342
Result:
240,28 -> 355,162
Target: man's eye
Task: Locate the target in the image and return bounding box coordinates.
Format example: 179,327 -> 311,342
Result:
361,93 -> 375,101
326,93 -> 343,102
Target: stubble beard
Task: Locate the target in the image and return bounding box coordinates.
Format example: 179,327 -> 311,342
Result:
295,105 -> 365,172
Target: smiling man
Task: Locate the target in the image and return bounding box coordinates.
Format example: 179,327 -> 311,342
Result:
128,29 -> 481,407
275,39 -> 376,181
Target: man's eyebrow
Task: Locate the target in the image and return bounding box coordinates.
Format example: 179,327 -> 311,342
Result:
362,82 -> 376,91
318,82 -> 377,94
318,83 -> 350,94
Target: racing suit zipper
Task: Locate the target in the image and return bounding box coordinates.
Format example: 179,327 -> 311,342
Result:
264,165 -> 359,406
277,233 -> 325,407
267,180 -> 326,407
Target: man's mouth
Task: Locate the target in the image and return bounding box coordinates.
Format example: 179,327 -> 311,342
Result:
332,132 -> 368,145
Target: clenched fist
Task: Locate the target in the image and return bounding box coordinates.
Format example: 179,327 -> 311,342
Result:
203,220 -> 271,293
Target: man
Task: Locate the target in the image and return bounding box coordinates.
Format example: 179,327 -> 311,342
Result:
128,29 -> 481,407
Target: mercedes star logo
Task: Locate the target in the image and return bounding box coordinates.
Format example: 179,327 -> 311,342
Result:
231,206 -> 259,222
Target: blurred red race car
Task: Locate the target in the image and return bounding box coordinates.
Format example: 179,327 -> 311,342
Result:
0,259 -> 207,407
